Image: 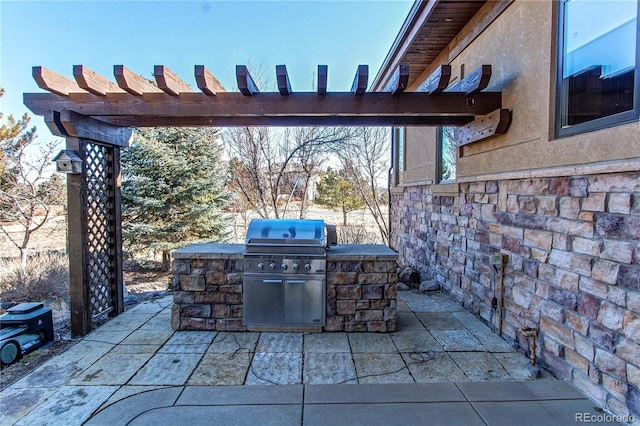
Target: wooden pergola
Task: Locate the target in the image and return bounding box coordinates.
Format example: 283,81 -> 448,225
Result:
27,63 -> 502,127
24,63 -> 504,336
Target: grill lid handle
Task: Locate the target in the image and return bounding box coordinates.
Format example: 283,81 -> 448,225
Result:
326,224 -> 337,248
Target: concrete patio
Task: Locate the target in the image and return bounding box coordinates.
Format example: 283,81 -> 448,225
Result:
0,290 -> 618,425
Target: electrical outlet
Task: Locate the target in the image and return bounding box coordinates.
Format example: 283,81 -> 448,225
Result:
490,253 -> 508,265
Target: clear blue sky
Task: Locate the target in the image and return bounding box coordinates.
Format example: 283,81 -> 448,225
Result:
1,0 -> 412,136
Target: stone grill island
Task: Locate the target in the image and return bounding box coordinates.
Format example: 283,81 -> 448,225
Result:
171,244 -> 399,332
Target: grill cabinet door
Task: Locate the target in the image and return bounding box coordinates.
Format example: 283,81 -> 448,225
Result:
244,277 -> 285,325
285,278 -> 325,325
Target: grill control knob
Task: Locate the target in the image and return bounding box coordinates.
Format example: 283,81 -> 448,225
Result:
280,263 -> 288,270
304,263 -> 312,271
257,263 -> 264,270
292,263 -> 300,271
269,263 -> 276,270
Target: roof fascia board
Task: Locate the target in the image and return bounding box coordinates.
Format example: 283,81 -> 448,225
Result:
406,0 -> 513,92
372,0 -> 440,91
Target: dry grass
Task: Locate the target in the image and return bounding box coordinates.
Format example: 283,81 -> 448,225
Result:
0,253 -> 70,308
337,224 -> 381,244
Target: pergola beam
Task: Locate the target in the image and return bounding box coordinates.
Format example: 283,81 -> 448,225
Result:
24,91 -> 503,127
154,65 -> 195,96
95,115 -> 481,127
194,65 -> 225,95
455,108 -> 511,146
114,65 -> 163,96
236,65 -> 260,96
45,110 -> 132,146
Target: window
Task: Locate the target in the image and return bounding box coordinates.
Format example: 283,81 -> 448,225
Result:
556,0 -> 639,137
437,126 -> 457,183
392,126 -> 405,185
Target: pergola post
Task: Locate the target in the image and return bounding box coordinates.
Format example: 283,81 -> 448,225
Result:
65,136 -> 91,336
46,110 -> 131,336
113,146 -> 124,317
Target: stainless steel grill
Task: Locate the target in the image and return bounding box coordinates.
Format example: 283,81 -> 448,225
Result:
243,219 -> 332,327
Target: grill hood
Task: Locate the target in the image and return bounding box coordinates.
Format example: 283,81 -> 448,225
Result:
246,218 -> 324,245
245,219 -> 336,254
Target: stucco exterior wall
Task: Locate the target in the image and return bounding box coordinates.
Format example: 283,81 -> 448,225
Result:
392,0 -> 640,419
455,1 -> 639,180
400,1 -> 640,186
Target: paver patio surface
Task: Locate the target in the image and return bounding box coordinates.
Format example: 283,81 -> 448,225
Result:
0,290 -> 618,425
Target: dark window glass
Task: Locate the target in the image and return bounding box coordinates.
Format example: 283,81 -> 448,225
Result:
392,126 -> 405,185
397,127 -> 405,173
438,126 -> 456,183
557,0 -> 639,136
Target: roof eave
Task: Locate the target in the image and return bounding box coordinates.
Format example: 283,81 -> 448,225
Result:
371,0 -> 438,92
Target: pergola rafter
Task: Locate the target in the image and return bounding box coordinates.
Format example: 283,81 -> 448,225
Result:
417,65 -> 452,95
388,64 -> 410,96
276,65 -> 292,96
154,65 -> 195,96
73,65 -> 126,96
32,66 -> 88,96
351,64 -> 369,95
317,65 -> 328,95
236,65 -> 260,96
194,65 -> 226,96
113,65 -> 164,96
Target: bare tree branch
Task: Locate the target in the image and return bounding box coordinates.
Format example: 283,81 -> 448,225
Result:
0,138 -> 65,268
225,126 -> 351,219
338,127 -> 391,245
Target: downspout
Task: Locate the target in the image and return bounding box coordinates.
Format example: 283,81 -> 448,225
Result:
490,253 -> 508,336
387,127 -> 395,248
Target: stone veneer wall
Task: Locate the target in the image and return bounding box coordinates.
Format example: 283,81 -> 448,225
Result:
325,258 -> 398,332
171,256 -> 245,332
390,171 -> 640,418
171,245 -> 398,333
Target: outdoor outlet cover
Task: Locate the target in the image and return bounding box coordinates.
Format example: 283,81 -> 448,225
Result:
490,253 -> 508,265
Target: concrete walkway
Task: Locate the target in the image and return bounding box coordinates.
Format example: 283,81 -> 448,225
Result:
0,291 -> 618,425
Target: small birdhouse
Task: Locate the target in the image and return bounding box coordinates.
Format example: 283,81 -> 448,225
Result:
53,150 -> 83,174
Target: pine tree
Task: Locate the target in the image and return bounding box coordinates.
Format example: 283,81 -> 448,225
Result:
315,168 -> 365,226
121,127 -> 232,268
0,88 -> 37,190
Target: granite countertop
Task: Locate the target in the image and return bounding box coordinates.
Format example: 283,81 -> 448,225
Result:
326,244 -> 398,260
172,243 -> 397,259
172,243 -> 244,259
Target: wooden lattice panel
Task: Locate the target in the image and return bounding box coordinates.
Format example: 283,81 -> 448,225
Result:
84,142 -> 116,321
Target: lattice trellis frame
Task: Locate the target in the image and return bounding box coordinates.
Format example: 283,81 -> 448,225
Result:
83,141 -> 118,322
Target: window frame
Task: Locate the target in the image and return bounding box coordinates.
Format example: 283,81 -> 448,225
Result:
555,0 -> 640,138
